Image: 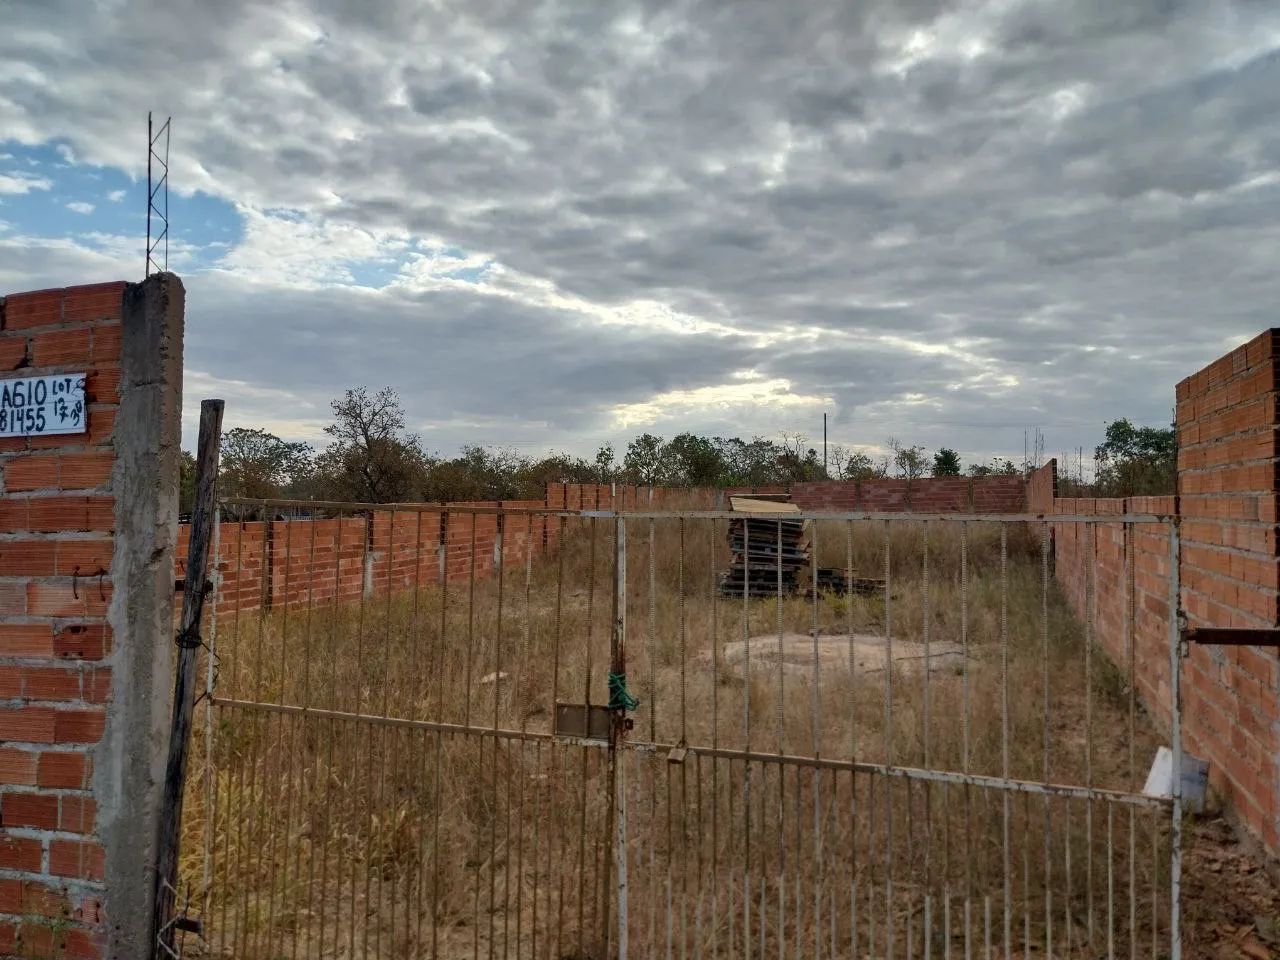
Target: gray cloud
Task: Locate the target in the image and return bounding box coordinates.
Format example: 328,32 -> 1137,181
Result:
3,0 -> 1280,466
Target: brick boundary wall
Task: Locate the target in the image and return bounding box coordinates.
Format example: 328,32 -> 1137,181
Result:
193,477 -> 1030,620
1025,458 -> 1057,513
0,277 -> 184,959
188,502 -> 549,619
187,484 -> 723,619
1027,330 -> 1280,862
786,476 -> 1025,512
1176,331 -> 1280,857
187,477 -> 1031,619
544,482 -> 719,511
1050,492 -> 1179,744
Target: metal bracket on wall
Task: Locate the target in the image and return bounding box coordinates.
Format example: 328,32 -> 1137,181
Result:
1181,627 -> 1280,648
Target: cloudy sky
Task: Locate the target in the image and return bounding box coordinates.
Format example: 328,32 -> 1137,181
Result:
2,1 -> 1278,470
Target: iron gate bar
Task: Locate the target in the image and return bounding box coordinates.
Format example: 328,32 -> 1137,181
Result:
610,517 -> 628,960
595,509 -> 1176,523
1168,521 -> 1184,960
208,697 -> 1173,811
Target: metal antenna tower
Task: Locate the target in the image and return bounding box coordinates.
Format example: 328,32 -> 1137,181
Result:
146,112 -> 171,277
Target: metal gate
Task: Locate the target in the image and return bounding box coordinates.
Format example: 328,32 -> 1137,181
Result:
176,500 -> 1183,958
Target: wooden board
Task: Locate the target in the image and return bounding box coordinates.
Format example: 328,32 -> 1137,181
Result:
729,496 -> 801,514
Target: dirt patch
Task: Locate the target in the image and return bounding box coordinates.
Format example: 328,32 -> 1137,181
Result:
1182,815 -> 1280,958
707,631 -> 966,677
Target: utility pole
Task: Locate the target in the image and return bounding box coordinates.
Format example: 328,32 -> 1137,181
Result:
823,412 -> 828,476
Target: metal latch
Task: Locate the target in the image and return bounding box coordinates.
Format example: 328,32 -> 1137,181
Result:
553,703 -> 611,741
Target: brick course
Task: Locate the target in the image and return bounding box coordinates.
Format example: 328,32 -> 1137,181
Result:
1044,330 -> 1280,861
0,282 -> 127,959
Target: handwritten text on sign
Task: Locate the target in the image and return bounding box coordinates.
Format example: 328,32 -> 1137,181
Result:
0,374 -> 87,438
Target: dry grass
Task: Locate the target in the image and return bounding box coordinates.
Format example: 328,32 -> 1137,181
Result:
180,515 -> 1178,959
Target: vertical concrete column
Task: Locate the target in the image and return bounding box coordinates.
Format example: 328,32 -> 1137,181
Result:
101,274 -> 185,957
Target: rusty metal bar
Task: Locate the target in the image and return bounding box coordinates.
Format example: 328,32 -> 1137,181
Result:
1182,626 -> 1280,646
219,497 -> 1174,524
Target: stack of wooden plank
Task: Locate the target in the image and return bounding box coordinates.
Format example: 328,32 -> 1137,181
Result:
719,496 -> 885,598
719,497 -> 809,597
812,568 -> 884,597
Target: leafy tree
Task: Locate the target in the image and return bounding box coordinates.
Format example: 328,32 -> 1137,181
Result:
513,451 -> 602,491
715,436 -> 788,486
179,450 -> 197,516
777,432 -> 826,482
932,448 -> 962,477
888,437 -> 929,481
829,447 -> 887,482
423,445 -> 524,502
967,457 -> 1019,477
314,387 -> 429,502
623,433 -> 668,485
594,443 -> 616,482
1093,418 -> 1176,496
665,433 -> 724,486
220,427 -> 313,500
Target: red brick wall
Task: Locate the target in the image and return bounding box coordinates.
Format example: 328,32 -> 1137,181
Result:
1048,330 -> 1280,860
1052,496 -> 1178,737
183,500 -> 553,619
193,477 -> 1034,619
1175,330 -> 1280,856
545,482 -> 719,510
0,282 -> 131,959
197,476 -> 1035,618
786,475 -> 1025,512
1026,459 -> 1057,513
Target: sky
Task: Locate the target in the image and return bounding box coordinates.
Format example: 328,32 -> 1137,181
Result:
2,0 -> 1279,471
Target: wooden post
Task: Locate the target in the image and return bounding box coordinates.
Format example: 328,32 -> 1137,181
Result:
153,398 -> 223,956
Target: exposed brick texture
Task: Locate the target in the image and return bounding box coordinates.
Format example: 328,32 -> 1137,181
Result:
172,475 -> 1035,614
1046,330 -> 1280,861
186,479 -> 1030,620
191,483 -> 719,618
1175,330 -> 1280,857
0,282 -> 128,959
785,476 -> 1025,512
1025,460 -> 1057,513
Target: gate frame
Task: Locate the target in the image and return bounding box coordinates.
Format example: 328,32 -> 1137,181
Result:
186,501 -> 1187,958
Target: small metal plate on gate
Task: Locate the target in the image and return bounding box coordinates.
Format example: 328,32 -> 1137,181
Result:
667,746 -> 688,765
554,702 -> 611,741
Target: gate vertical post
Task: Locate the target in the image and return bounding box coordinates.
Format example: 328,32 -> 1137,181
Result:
1167,519 -> 1182,959
609,517 -> 629,959
154,398 -> 224,956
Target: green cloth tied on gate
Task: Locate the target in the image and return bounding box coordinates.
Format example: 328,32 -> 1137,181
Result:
607,672 -> 640,711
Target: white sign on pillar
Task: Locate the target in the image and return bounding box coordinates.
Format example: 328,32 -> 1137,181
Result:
0,373 -> 88,438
